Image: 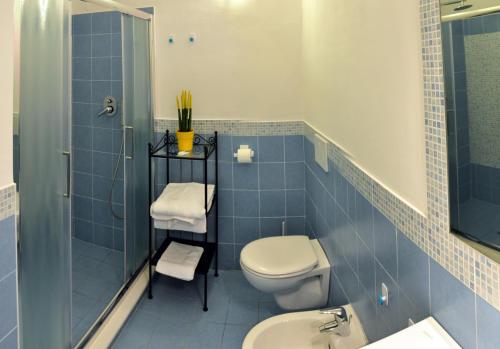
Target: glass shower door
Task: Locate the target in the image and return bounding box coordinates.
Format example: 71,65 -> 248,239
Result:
122,15 -> 153,277
18,0 -> 71,348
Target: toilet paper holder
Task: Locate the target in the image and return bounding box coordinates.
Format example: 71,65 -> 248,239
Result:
234,145 -> 255,163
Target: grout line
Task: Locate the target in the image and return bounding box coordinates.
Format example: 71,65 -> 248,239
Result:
474,293 -> 479,349
230,135 -> 236,265
305,160 -> 349,219
0,326 -> 17,344
282,135 -> 287,236
90,12 -> 95,245
0,269 -> 16,284
256,137 -> 262,240
218,188 -> 305,193
73,79 -> 123,82
428,253 -> 432,315
395,226 -> 399,284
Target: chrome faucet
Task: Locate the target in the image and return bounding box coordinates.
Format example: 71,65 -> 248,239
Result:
98,96 -> 117,117
318,306 -> 351,337
98,106 -> 114,116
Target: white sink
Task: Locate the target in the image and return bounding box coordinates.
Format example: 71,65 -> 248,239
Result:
362,317 -> 461,349
242,305 -> 368,349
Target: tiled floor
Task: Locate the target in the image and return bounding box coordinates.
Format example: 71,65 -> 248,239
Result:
459,198 -> 500,247
111,270 -> 287,349
72,238 -> 124,344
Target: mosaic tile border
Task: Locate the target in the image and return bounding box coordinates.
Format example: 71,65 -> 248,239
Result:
0,183 -> 16,222
154,118 -> 304,136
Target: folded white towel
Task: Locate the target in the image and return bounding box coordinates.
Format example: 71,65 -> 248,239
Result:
156,241 -> 204,281
150,182 -> 215,224
154,217 -> 207,234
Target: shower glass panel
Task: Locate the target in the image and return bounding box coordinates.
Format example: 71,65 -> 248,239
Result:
123,15 -> 153,277
18,0 -> 71,348
443,12 -> 500,254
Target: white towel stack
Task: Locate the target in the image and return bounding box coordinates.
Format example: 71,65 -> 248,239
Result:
150,182 -> 215,234
156,241 -> 204,281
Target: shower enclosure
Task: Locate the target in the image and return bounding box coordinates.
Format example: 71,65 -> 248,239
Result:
16,0 -> 153,348
442,10 -> 500,253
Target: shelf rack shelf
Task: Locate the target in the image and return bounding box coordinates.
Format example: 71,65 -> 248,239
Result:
148,130 -> 218,311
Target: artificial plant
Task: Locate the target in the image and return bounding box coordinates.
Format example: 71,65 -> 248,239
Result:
176,90 -> 192,132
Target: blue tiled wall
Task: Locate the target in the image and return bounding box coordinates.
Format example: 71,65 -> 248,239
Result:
0,216 -> 18,348
153,133 -> 306,270
463,12 -> 500,36
72,12 -> 124,251
471,163 -> 500,205
304,137 -> 499,348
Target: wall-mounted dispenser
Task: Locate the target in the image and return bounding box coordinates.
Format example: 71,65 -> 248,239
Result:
234,145 -> 254,163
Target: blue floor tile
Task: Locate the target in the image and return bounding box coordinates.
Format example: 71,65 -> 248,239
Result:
71,238 -> 124,345
148,321 -> 190,349
226,299 -> 259,326
112,270 -> 269,348
184,322 -> 225,349
112,309 -> 161,349
221,324 -> 254,349
258,301 -> 286,321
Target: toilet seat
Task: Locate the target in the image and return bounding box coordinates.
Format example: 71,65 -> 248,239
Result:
241,262 -> 316,279
240,236 -> 318,278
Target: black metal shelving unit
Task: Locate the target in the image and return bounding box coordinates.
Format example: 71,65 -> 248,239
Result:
148,130 -> 218,311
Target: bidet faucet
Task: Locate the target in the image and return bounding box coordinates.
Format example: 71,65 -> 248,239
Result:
318,306 -> 351,337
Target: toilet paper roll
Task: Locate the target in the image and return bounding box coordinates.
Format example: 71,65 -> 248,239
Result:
236,148 -> 253,163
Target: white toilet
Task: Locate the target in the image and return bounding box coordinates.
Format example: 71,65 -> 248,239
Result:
240,235 -> 330,310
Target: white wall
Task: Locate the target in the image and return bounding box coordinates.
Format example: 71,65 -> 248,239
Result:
0,0 -> 14,187
302,0 -> 427,213
115,0 -> 304,120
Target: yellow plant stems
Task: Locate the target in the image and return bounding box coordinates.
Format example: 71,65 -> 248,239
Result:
177,90 -> 192,132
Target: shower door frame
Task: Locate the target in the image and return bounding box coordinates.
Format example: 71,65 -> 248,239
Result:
71,1 -> 155,348
441,18 -> 500,254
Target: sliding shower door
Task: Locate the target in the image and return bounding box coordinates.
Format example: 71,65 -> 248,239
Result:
18,0 -> 71,348
122,15 -> 153,277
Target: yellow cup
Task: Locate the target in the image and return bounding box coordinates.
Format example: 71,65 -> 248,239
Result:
176,130 -> 194,152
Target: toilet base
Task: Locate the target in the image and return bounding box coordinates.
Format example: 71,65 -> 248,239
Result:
271,239 -> 330,310
274,274 -> 328,310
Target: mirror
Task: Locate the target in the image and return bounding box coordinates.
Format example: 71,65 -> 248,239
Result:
441,0 -> 500,262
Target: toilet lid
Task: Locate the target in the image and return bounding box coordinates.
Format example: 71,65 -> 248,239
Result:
240,236 -> 318,277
